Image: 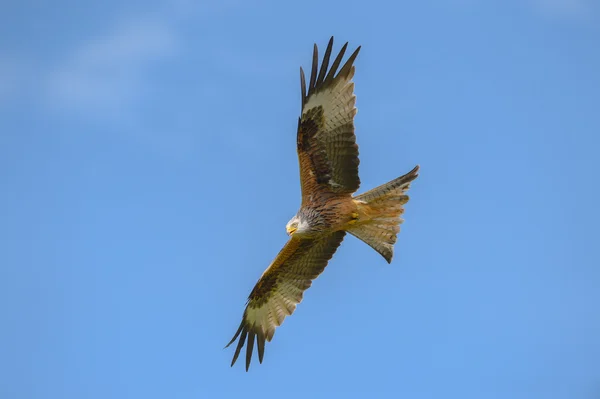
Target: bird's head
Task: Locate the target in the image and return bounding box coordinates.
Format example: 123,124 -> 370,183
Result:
286,216 -> 299,236
286,215 -> 310,236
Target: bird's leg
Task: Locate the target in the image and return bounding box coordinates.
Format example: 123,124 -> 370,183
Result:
348,212 -> 360,225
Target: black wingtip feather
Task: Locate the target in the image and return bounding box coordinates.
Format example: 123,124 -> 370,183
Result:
257,332 -> 265,364
225,320 -> 244,349
227,320 -> 265,371
300,67 -> 306,109
337,45 -> 361,80
245,332 -> 255,372
316,37 -> 334,87
323,42 -> 346,84
308,43 -> 318,95
230,328 -> 247,367
300,38 -> 361,110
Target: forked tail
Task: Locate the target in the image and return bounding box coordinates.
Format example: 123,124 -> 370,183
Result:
349,165 -> 419,263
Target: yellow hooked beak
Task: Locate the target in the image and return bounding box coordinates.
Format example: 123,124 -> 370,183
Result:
286,226 -> 297,236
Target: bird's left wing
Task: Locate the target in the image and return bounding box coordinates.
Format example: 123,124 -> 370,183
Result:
226,231 -> 346,371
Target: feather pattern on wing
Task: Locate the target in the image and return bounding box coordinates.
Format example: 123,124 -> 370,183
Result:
225,231 -> 346,371
298,37 -> 361,200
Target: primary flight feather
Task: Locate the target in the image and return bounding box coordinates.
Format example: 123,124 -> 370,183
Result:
226,37 -> 419,371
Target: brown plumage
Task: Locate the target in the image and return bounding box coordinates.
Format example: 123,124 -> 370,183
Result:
226,37 -> 419,371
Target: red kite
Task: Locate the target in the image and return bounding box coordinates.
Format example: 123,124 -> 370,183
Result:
226,37 -> 419,371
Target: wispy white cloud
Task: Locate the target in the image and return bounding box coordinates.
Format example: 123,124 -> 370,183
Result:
45,15 -> 178,116
40,1 -> 247,117
6,1 -> 268,159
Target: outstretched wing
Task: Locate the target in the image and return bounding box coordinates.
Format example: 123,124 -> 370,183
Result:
297,37 -> 361,201
226,231 -> 346,371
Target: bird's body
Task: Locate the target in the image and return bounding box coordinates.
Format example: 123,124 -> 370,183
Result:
289,194 -> 357,237
226,37 -> 419,371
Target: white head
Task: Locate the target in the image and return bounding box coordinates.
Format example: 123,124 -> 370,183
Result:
285,215 -> 309,236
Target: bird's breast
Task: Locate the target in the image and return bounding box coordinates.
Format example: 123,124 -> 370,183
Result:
300,195 -> 357,233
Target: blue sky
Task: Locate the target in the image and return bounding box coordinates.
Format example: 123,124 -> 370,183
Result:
1,0 -> 599,398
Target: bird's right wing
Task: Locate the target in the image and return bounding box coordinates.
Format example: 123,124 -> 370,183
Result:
297,37 -> 362,201
226,231 -> 346,371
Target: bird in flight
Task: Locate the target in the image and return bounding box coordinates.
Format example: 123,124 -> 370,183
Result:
226,37 -> 419,371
